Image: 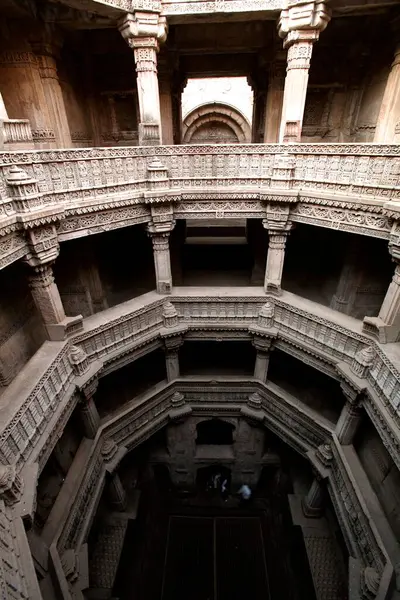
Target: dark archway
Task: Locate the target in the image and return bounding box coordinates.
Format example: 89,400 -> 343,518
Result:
196,419 -> 235,445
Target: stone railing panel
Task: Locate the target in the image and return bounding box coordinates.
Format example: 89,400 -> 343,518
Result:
0,342 -> 72,467
329,442 -> 390,585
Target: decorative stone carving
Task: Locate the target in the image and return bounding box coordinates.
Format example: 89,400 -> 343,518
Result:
102,439 -> 119,463
171,391 -> 185,407
61,549 -> 79,584
69,345 -> 89,376
0,465 -> 23,505
362,567 -> 380,599
278,1 -> 331,142
147,223 -> 174,294
119,10 -> 167,145
315,443 -> 333,468
162,301 -> 179,327
258,302 -> 275,328
147,157 -> 170,191
351,346 -> 375,379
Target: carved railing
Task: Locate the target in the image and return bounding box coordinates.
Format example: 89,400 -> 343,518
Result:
1,289 -> 399,476
329,441 -> 394,598
0,119 -> 34,150
0,145 -> 399,252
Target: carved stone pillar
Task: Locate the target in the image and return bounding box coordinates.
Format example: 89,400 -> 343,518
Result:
363,246 -> 400,343
0,48 -> 55,148
336,399 -> 363,445
278,1 -> 331,142
252,336 -> 272,383
302,477 -> 324,518
119,10 -> 167,145
79,392 -> 100,439
330,238 -> 362,315
147,224 -> 174,294
164,336 -> 183,381
29,263 -> 66,326
158,54 -> 174,145
108,472 -> 127,511
374,40 -> 400,143
32,41 -> 72,148
263,226 -> 291,294
264,53 -> 286,142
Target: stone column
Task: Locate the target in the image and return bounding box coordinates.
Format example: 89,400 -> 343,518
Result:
374,43 -> 400,143
278,1 -> 331,142
119,11 -> 167,145
29,263 -> 66,328
164,336 -> 183,382
336,401 -> 362,445
263,226 -> 291,294
264,53 -> 286,142
32,41 -> 72,148
147,225 -> 174,294
0,47 -> 55,148
330,238 -> 362,315
302,477 -> 324,517
253,336 -> 272,383
79,395 -> 100,439
363,247 -> 400,343
108,473 -> 127,512
158,55 -> 174,145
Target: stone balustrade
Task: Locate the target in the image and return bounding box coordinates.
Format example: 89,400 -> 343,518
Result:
0,144 -> 399,271
0,289 -> 399,477
0,119 -> 34,150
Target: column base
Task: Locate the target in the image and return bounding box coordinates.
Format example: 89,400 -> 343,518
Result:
264,280 -> 282,295
157,280 -> 172,294
139,122 -> 161,145
46,315 -> 83,341
362,315 -> 400,344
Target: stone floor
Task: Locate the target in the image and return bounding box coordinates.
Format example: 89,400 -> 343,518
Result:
112,488 -> 337,600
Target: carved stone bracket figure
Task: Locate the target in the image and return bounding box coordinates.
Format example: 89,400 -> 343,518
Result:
278,0 -> 331,142
363,244 -> 400,343
147,220 -> 175,294
119,9 -> 167,145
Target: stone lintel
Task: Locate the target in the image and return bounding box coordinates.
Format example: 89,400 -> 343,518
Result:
46,314 -> 84,341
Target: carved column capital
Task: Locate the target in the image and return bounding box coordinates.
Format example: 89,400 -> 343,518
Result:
119,10 -> 167,47
163,334 -> 184,353
252,335 -> 273,354
278,0 -> 331,48
0,465 -> 23,506
28,262 -> 55,288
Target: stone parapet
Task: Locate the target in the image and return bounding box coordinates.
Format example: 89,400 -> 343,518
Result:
0,143 -> 397,271
1,288 -> 400,479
